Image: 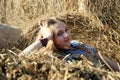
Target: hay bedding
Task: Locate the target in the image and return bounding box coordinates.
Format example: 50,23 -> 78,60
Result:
0,49 -> 120,80
0,0 -> 120,79
0,13 -> 120,80
0,18 -> 120,79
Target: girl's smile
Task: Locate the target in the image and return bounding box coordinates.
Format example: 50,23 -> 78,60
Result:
50,20 -> 71,49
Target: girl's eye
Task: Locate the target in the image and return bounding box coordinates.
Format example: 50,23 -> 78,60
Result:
65,29 -> 69,32
57,32 -> 63,36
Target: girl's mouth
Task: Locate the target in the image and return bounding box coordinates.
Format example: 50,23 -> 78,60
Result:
64,38 -> 70,42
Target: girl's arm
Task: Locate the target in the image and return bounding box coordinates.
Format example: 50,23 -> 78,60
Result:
85,44 -> 120,72
21,38 -> 48,55
20,25 -> 53,56
95,52 -> 120,72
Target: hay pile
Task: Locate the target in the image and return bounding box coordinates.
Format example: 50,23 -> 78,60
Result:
0,50 -> 120,80
0,0 -> 120,79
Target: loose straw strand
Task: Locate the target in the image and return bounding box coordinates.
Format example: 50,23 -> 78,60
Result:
98,52 -> 115,72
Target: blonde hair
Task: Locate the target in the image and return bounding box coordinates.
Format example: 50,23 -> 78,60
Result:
36,17 -> 66,53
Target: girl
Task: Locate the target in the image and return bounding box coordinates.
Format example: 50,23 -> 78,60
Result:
20,17 -> 120,72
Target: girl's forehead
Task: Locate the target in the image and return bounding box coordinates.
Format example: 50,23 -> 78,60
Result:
51,21 -> 66,32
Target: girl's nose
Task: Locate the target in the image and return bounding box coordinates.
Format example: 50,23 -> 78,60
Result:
63,32 -> 69,38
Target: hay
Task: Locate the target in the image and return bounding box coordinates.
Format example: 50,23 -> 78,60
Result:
0,50 -> 120,80
87,0 -> 120,29
0,0 -> 120,79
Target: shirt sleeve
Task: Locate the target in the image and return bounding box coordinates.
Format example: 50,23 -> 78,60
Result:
71,40 -> 97,53
71,40 -> 82,46
84,44 -> 97,53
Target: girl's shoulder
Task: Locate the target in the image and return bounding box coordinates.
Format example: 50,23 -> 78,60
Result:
70,40 -> 100,67
70,40 -> 84,47
70,40 -> 97,53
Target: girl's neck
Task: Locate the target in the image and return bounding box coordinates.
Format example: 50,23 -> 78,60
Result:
57,45 -> 72,51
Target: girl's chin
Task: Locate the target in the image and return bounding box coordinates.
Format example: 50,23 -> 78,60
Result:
63,45 -> 71,49
64,47 -> 70,49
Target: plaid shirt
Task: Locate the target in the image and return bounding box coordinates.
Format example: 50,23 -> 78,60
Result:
58,40 -> 100,66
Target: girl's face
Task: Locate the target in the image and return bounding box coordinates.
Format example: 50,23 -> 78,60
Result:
51,21 -> 71,49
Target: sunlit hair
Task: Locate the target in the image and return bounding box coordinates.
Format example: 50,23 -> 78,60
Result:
36,17 -> 66,53
38,17 -> 66,27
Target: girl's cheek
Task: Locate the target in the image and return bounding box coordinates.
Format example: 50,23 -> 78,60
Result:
57,37 -> 63,43
57,37 -> 61,41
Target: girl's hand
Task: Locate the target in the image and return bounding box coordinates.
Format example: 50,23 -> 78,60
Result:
40,22 -> 53,40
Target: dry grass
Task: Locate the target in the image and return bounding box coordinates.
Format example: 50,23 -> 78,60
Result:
0,49 -> 120,80
0,0 -> 120,79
